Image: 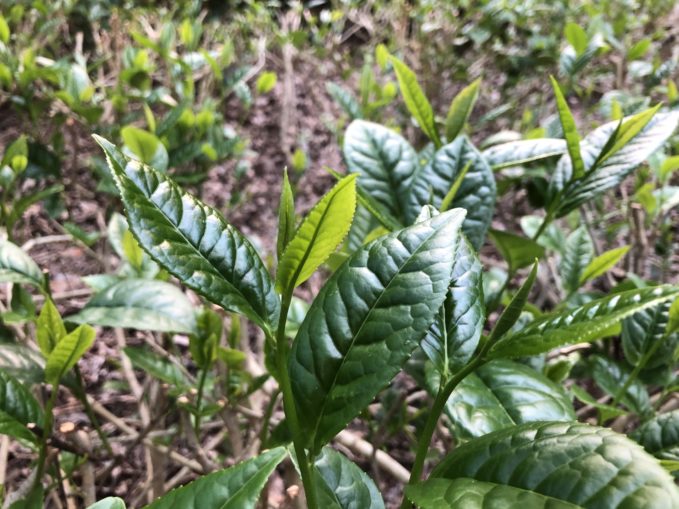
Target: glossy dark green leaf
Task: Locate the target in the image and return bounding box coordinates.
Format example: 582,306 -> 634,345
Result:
36,298 -> 66,357
277,169 -> 295,259
0,239 -> 44,289
570,385 -> 626,422
489,230 -> 544,273
589,355 -> 651,416
422,236 -> 484,376
290,209 -> 465,452
407,136 -> 496,249
124,346 -> 191,390
143,446 -> 287,509
444,78 -> 481,142
445,360 -> 574,441
560,227 -> 593,294
94,135 -> 279,333
622,301 -> 679,369
276,175 -> 357,293
0,370 -> 43,443
68,279 -> 196,334
44,325 -> 95,386
431,421 -> 679,508
0,344 -> 44,384
551,111 -> 679,216
327,82 -> 362,120
631,410 -> 679,463
482,139 -> 566,170
343,120 -> 418,223
86,499 -> 126,509
489,286 -> 679,359
406,477 -> 581,508
314,447 -> 385,509
390,55 -> 441,147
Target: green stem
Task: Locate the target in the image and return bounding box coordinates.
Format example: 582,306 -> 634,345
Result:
532,210 -> 554,242
258,389 -> 280,454
275,293 -> 319,509
194,366 -> 209,436
400,356 -> 484,509
611,332 -> 667,409
35,384 -> 59,486
74,366 -> 114,457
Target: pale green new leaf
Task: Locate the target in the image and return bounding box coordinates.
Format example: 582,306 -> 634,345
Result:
276,174 -> 357,293
0,371 -> 44,443
390,55 -> 442,147
44,325 -> 96,386
596,105 -> 661,168
36,298 -> 66,357
444,78 -> 481,141
564,22 -> 588,55
143,447 -> 287,509
0,239 -> 44,289
94,135 -> 280,332
290,209 -> 465,452
551,111 -> 679,216
431,422 -> 679,508
550,76 -> 585,180
489,285 -> 679,359
68,279 -> 197,334
121,125 -> 169,172
277,169 -> 295,259
579,246 -> 630,284
407,478 -> 581,509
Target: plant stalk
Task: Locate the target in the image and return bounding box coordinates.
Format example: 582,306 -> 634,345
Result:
35,384 -> 60,486
194,366 -> 209,436
400,356 -> 484,509
611,331 -> 668,410
275,293 -> 319,509
73,366 -> 114,457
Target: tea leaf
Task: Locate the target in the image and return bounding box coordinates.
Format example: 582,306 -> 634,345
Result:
390,55 -> 442,147
94,136 -> 279,333
276,174 -> 357,293
290,209 -> 465,452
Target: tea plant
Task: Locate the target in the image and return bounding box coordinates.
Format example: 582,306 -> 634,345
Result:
2,2 -> 679,508
15,118 -> 669,507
